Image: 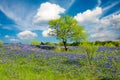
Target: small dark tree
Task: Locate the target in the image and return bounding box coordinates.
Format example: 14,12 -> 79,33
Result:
49,15 -> 87,51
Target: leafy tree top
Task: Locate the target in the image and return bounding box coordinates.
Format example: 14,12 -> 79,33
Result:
49,15 -> 88,42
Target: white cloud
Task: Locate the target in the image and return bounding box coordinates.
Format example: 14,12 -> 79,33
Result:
90,14 -> 120,41
0,1 -> 65,31
90,31 -> 118,41
90,31 -> 112,39
3,26 -> 13,30
93,13 -> 120,41
10,38 -> 19,42
103,1 -> 120,12
5,35 -> 10,38
91,33 -> 105,38
74,7 -> 102,24
108,14 -> 120,29
1,1 -> 120,41
0,1 -> 37,30
74,6 -> 120,41
42,28 -> 53,37
17,30 -> 37,40
97,13 -> 120,30
34,2 -> 65,24
65,0 -> 75,10
49,0 -> 75,10
97,0 -> 101,6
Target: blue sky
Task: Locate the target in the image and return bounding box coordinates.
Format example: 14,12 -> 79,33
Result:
0,0 -> 120,43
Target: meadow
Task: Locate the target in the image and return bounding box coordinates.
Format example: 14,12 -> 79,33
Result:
0,43 -> 120,80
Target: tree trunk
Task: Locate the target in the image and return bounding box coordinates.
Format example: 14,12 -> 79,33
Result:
63,41 -> 67,51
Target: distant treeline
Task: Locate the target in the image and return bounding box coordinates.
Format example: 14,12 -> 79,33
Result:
1,40 -> 120,47
40,40 -> 120,47
92,40 -> 120,47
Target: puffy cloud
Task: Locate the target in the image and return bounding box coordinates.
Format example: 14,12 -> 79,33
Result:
96,13 -> 120,31
5,35 -> 10,38
98,14 -> 120,41
74,6 -> 120,41
91,33 -> 105,38
0,1 -> 39,30
90,31 -> 119,41
74,7 -> 103,37
0,1 -> 65,31
108,14 -> 120,29
42,28 -> 53,37
17,30 -> 37,40
74,7 -> 102,24
34,2 -> 65,24
90,13 -> 120,41
10,38 -> 19,42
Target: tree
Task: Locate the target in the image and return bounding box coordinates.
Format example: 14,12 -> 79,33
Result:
49,15 -> 87,51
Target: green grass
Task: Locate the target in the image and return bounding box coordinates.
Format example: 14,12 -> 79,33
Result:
0,56 -> 80,80
0,45 -> 120,80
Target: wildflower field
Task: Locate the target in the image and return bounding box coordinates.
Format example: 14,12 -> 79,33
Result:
0,43 -> 120,80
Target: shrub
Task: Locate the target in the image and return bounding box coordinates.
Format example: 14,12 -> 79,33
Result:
31,40 -> 41,45
114,41 -> 120,47
79,42 -> 93,46
45,42 -> 55,46
0,40 -> 3,47
80,43 -> 98,65
104,43 -> 115,47
58,42 -> 63,46
71,42 -> 80,46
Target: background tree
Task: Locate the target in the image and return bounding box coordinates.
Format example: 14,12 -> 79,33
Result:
49,15 -> 87,51
0,40 -> 3,47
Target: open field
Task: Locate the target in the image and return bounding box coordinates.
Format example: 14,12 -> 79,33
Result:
0,44 -> 120,80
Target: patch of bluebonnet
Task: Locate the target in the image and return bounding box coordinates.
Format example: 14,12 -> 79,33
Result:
0,44 -> 120,68
97,46 -> 118,52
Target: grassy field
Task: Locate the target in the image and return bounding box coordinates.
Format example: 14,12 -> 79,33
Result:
0,44 -> 120,80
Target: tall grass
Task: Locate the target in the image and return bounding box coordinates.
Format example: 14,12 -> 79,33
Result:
0,44 -> 120,80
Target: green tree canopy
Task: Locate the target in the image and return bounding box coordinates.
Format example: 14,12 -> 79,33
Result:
49,15 -> 87,51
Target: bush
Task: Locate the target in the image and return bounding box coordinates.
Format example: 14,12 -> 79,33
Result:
45,42 -> 55,46
104,43 -> 115,47
71,42 -> 80,46
82,45 -> 98,65
57,42 -> 63,46
0,40 -> 3,47
114,41 -> 120,47
79,42 -> 94,46
31,40 -> 41,45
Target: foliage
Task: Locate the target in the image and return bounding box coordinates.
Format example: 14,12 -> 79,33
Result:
57,42 -> 63,46
37,40 -> 120,47
104,43 -> 115,47
68,40 -> 120,47
83,46 -> 99,65
0,44 -> 120,80
44,42 -> 56,46
31,39 -> 41,45
79,41 -> 94,46
0,40 -> 3,47
95,40 -> 120,47
49,15 -> 87,51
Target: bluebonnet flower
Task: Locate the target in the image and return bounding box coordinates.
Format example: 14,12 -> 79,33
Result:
97,47 -> 117,52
